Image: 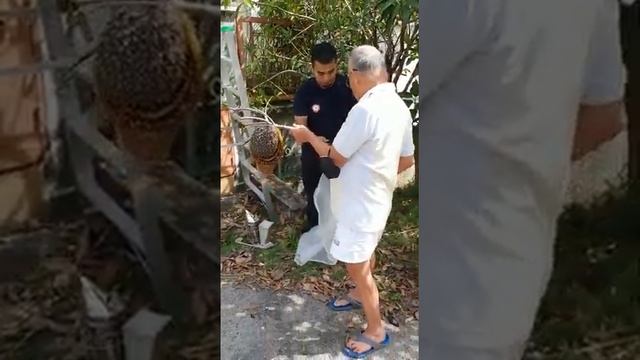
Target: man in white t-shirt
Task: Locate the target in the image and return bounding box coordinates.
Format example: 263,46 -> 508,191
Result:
289,45 -> 415,358
420,0 -> 626,358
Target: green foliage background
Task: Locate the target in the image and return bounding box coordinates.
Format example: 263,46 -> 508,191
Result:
231,0 -> 419,115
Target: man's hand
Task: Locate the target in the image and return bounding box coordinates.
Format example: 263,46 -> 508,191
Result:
289,124 -> 314,144
289,124 -> 348,167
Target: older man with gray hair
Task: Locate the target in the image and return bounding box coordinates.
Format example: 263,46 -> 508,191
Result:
290,45 -> 415,357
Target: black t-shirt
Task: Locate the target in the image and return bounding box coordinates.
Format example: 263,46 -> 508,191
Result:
293,74 -> 357,159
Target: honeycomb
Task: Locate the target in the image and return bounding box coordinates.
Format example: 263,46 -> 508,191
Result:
249,125 -> 284,175
93,2 -> 202,161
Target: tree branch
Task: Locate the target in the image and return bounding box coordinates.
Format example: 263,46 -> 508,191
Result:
392,21 -> 408,84
402,63 -> 418,93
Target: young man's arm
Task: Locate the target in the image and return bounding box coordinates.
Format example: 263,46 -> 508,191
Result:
294,115 -> 308,127
292,83 -> 330,142
572,0 -> 626,161
293,82 -> 308,127
307,136 -> 348,166
288,131 -> 348,167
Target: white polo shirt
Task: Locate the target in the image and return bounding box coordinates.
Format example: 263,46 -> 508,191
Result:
420,0 -> 626,350
331,83 -> 415,233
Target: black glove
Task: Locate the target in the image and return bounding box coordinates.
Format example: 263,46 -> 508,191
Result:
319,155 -> 340,179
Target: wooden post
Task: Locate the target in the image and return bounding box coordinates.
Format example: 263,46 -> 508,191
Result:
621,2 -> 640,182
0,1 -> 47,225
220,106 -> 236,194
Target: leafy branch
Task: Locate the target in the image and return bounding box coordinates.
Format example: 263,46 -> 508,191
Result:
234,0 -> 418,108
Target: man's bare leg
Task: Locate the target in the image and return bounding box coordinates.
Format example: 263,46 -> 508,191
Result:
370,252 -> 376,273
344,259 -> 385,352
334,252 -> 376,306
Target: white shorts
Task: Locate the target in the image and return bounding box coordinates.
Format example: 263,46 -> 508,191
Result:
329,224 -> 383,264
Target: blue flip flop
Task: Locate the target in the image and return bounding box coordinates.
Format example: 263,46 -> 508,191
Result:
327,294 -> 362,311
342,330 -> 391,359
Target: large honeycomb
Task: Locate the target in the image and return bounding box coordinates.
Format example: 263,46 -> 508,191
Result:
93,2 -> 202,161
249,125 -> 284,175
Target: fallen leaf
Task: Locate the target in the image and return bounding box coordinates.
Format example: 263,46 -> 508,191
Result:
53,273 -> 73,289
271,270 -> 284,281
385,311 -> 400,328
235,252 -> 252,264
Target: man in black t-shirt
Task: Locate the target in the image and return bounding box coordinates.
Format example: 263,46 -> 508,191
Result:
293,42 -> 357,233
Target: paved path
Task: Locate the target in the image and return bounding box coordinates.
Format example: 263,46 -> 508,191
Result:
221,281 -> 419,360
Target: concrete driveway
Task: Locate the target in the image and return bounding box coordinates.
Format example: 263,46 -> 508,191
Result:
221,282 -> 419,360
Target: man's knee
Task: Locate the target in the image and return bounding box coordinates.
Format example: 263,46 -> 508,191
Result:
345,261 -> 371,280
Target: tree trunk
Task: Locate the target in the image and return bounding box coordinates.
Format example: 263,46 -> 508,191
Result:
620,2 -> 640,182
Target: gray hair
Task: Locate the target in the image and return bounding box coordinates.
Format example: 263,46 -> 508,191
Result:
349,45 -> 386,75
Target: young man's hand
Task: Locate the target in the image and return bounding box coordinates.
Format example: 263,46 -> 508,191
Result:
289,124 -> 314,144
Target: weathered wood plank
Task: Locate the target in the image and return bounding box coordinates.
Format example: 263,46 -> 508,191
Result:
262,175 -> 306,211
239,158 -> 306,211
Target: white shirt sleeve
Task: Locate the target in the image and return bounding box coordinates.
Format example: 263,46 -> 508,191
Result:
581,0 -> 626,105
401,117 -> 415,157
420,0 -> 496,100
332,106 -> 373,158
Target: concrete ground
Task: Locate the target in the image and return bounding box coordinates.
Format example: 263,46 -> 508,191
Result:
221,281 -> 419,360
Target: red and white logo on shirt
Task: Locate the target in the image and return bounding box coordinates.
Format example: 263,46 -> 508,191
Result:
312,104 -> 320,113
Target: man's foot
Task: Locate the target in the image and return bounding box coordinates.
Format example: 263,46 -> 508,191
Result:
343,328 -> 390,357
331,289 -> 360,307
327,289 -> 362,311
